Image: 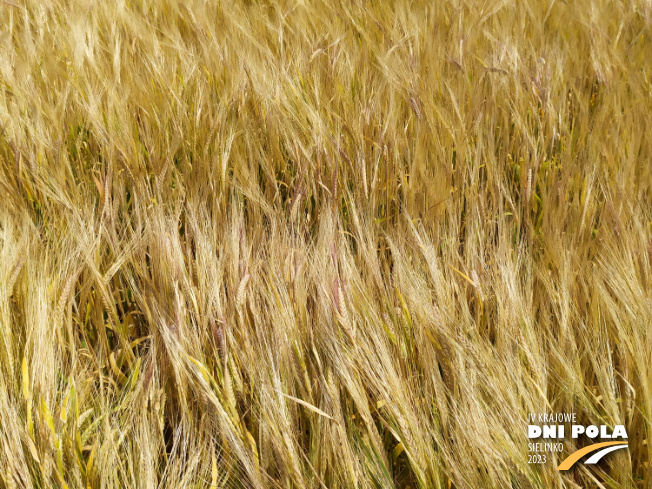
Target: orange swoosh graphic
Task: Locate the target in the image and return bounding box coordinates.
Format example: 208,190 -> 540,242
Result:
557,441 -> 628,470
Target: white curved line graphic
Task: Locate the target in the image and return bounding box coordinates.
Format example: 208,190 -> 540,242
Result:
584,444 -> 628,464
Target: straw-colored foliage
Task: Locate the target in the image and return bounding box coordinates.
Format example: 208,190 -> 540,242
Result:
0,0 -> 650,487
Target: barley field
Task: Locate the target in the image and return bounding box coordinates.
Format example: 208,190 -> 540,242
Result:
0,0 -> 651,487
